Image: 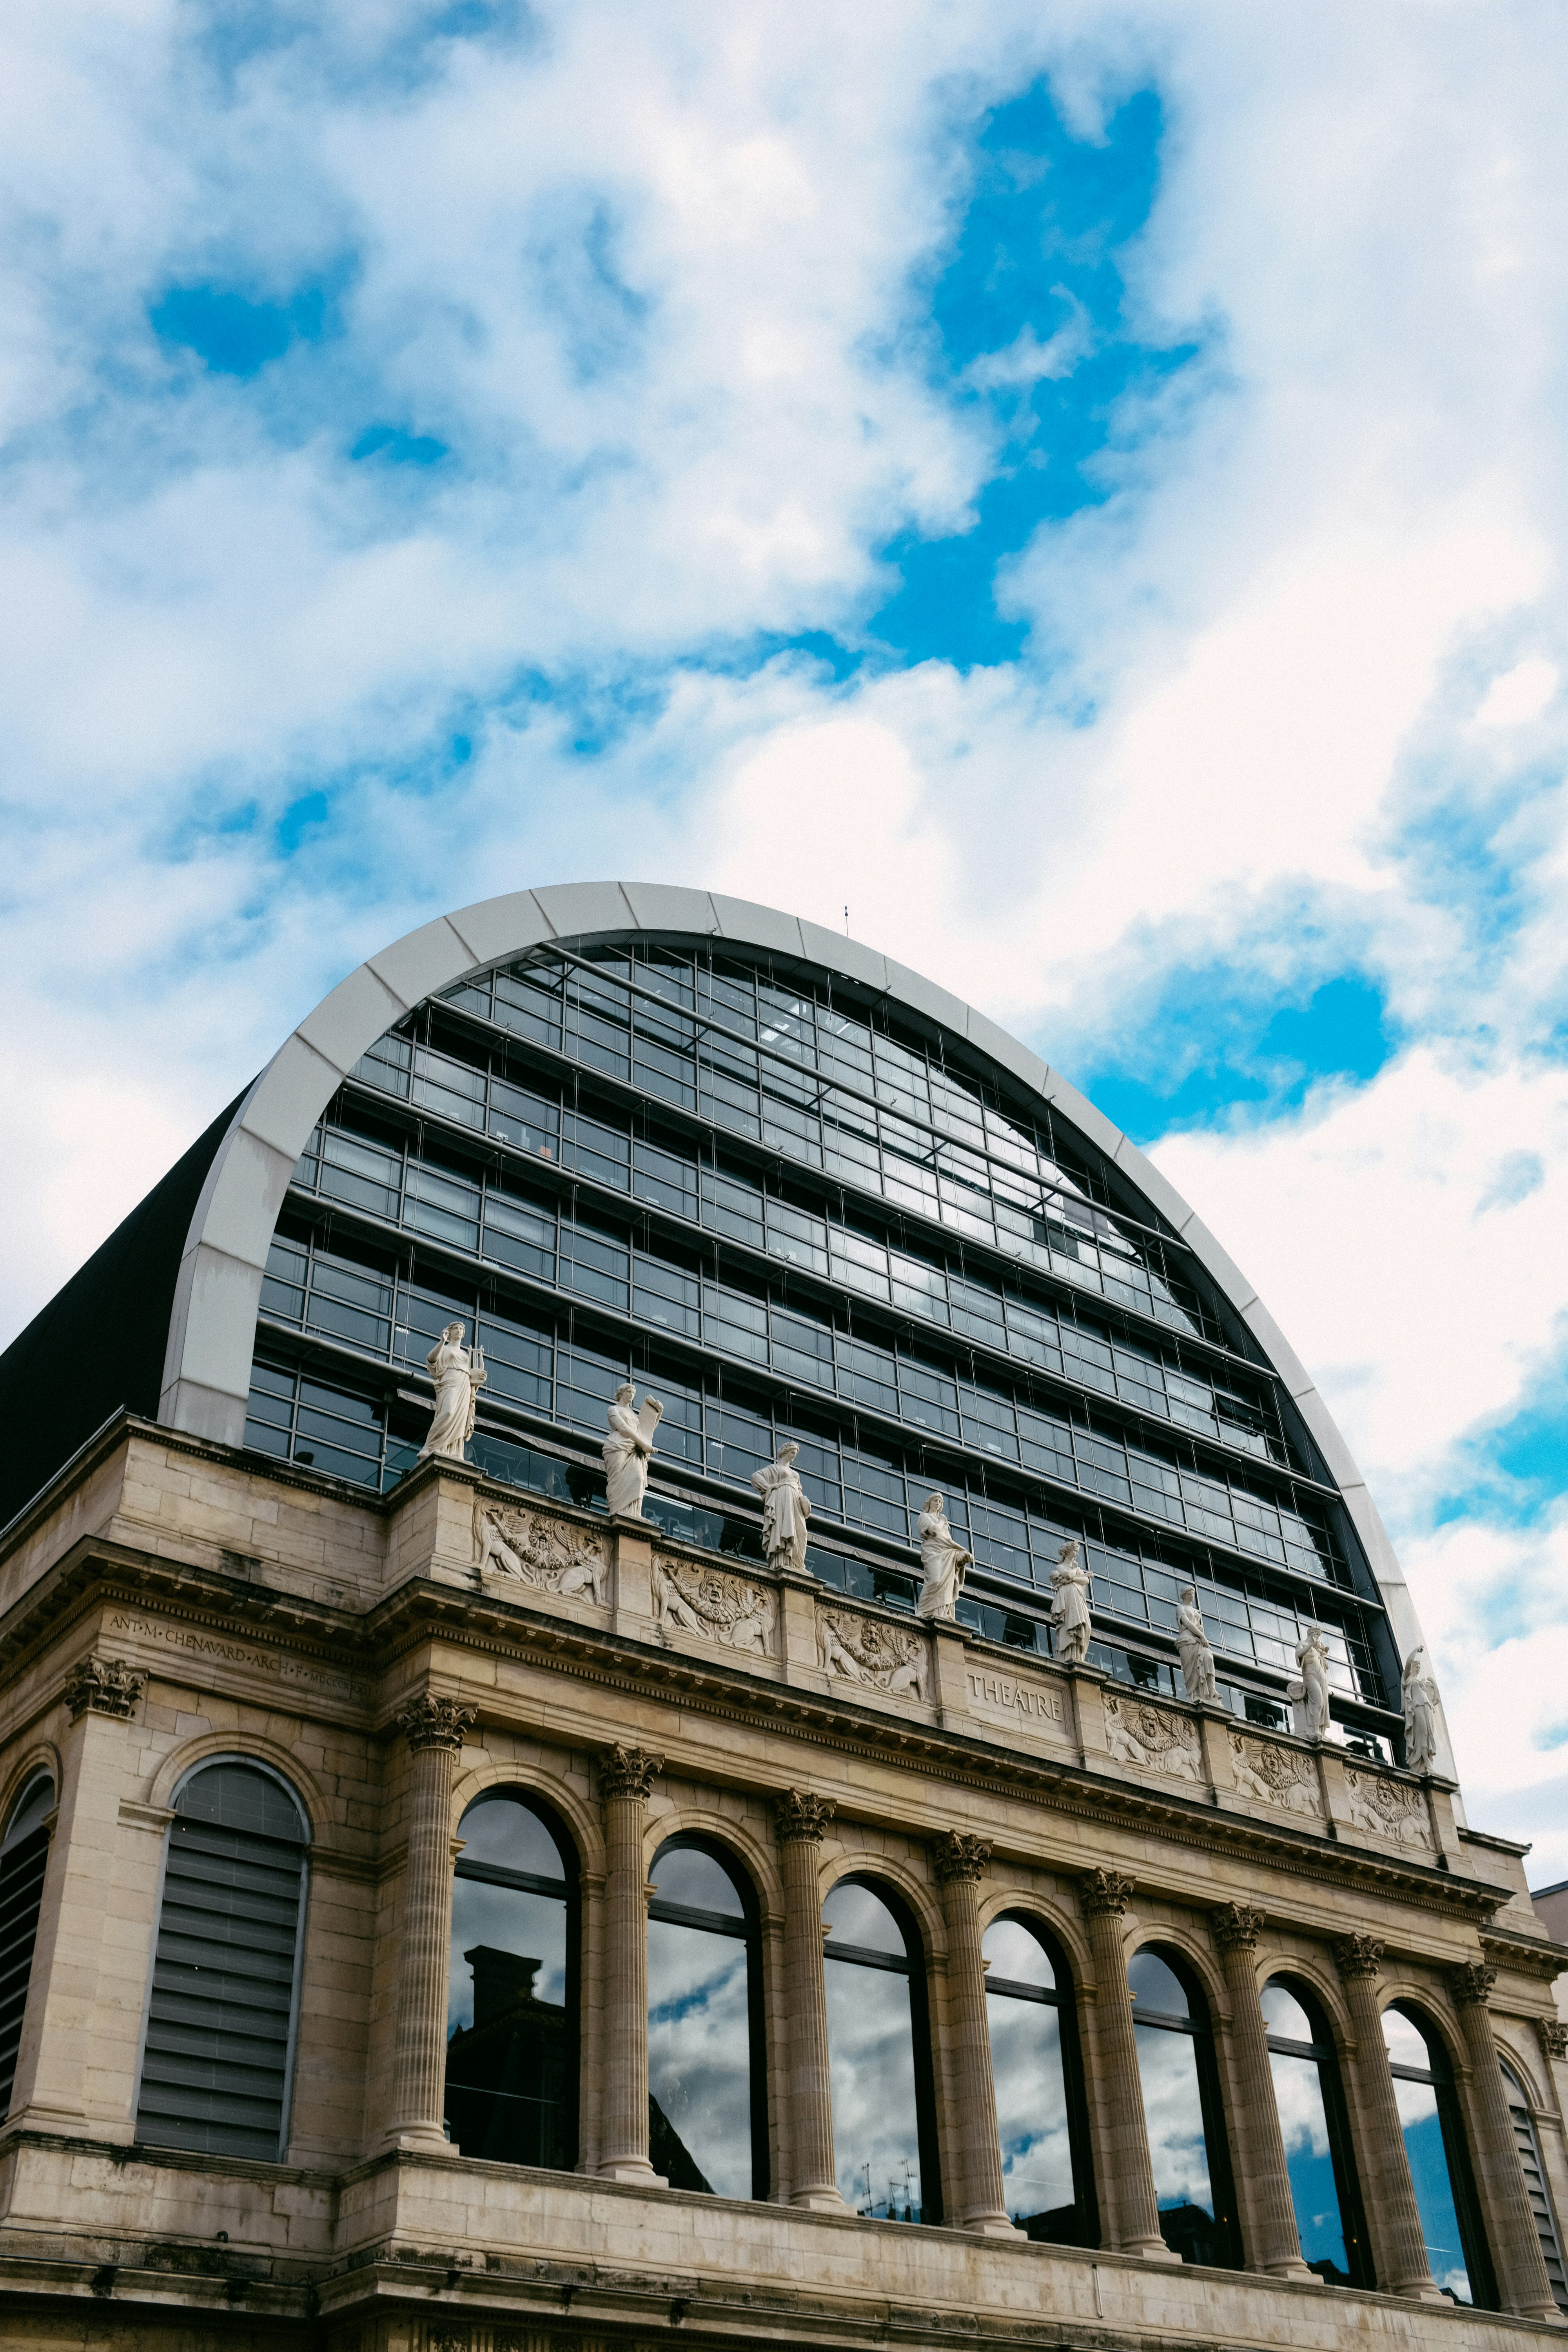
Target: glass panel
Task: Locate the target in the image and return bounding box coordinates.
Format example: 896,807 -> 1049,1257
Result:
1270,2047 -> 1352,2283
647,1917 -> 753,2197
1133,2019 -> 1225,2264
445,1876 -> 569,2167
1260,1982 -> 1315,2043
984,1923 -> 1075,2237
1384,2009 -> 1471,2301
652,1847 -> 745,1917
458,1795 -> 567,1880
1382,2008 -> 1432,2073
824,1952 -> 923,2220
1128,1949 -> 1191,2020
982,1917 -> 1056,1991
1,1773 -> 54,1851
822,1880 -> 905,1956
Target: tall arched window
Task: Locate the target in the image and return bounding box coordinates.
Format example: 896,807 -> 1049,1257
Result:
646,1838 -> 764,2198
1260,1977 -> 1369,2286
822,1877 -> 941,2223
0,1772 -> 55,2120
982,1914 -> 1096,2245
1501,2060 -> 1568,2312
136,1760 -> 308,2160
445,1789 -> 578,2167
1127,1946 -> 1238,2267
1382,2003 -> 1495,2306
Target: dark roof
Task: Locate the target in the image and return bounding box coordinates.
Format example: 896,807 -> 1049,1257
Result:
0,1091 -> 245,1530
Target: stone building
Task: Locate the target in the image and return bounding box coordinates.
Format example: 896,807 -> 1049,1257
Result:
0,878 -> 1564,2351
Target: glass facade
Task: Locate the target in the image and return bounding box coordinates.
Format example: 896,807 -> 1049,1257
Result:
1383,2004 -> 1493,2306
445,1792 -> 577,2167
1259,1978 -> 1368,2286
240,935 -> 1399,1734
1128,1947 -> 1238,2267
822,1878 -> 936,2222
646,1840 -> 764,2198
982,1914 -> 1095,2244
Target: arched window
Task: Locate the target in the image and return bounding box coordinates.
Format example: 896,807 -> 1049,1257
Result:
0,1772 -> 55,2119
1128,1946 -> 1239,2267
646,1838 -> 765,2198
135,1760 -> 308,2160
445,1789 -> 578,2167
1260,1978 -> 1369,2286
1501,2060 -> 1567,2312
982,1914 -> 1096,2245
822,1877 -> 941,2223
1382,2004 -> 1495,2306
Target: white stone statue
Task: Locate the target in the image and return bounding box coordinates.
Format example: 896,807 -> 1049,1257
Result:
1295,1625 -> 1332,1740
1402,1647 -> 1440,1775
420,1323 -> 486,1461
751,1442 -> 811,1575
1175,1585 -> 1218,1704
603,1383 -> 662,1518
1048,1538 -> 1092,1666
916,1492 -> 972,1621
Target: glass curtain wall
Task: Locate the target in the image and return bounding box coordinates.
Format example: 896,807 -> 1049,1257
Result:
646,1839 -> 764,2198
1382,2004 -> 1494,2307
0,1773 -> 54,2118
1501,2060 -> 1568,2312
822,1878 -> 939,2223
1259,1978 -> 1368,2285
982,1915 -> 1095,2244
1127,1947 -> 1238,2266
445,1792 -> 577,2168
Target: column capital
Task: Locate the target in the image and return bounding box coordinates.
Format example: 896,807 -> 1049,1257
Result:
396,1693 -> 475,1754
1540,2019 -> 1568,2062
932,1831 -> 991,1885
775,1788 -> 835,1845
1448,1959 -> 1497,2009
64,1656 -> 144,1720
600,1743 -> 662,1802
1333,1931 -> 1385,1984
1212,1900 -> 1265,1954
1081,1866 -> 1135,1918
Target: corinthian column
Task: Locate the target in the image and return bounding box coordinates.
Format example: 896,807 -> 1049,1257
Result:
775,1790 -> 844,2208
1449,1962 -> 1562,2320
598,1744 -> 663,2181
1080,1869 -> 1172,2259
1211,1904 -> 1310,2277
932,1832 -> 1016,2234
381,1692 -> 474,2154
1334,1935 -> 1442,2299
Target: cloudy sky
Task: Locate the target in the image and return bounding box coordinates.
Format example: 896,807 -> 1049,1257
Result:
4,2 -> 1567,1876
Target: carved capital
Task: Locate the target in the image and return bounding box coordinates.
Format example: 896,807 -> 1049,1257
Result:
932,1831 -> 991,1885
1333,1932 -> 1385,1984
599,1744 -> 662,1804
1539,2019 -> 1568,2063
1212,1901 -> 1265,1954
775,1789 -> 835,1846
1448,1960 -> 1497,2009
65,1657 -> 144,1720
396,1693 -> 475,1755
1081,1867 -> 1135,1919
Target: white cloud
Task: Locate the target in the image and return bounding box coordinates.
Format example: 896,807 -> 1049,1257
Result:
1476,654 -> 1560,728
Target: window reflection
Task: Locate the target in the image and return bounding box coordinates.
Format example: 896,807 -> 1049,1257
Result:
823,1879 -> 938,2222
445,1792 -> 576,2168
647,1840 -> 764,2199
1260,1979 -> 1367,2286
1128,1948 -> 1237,2267
983,1915 -> 1095,2244
1383,2005 -> 1492,2306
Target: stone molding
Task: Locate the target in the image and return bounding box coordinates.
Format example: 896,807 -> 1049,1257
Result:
1081,1866 -> 1135,1918
774,1789 -> 834,1845
1104,1690 -> 1201,1782
1334,1932 -> 1385,1983
815,1598 -> 928,1700
473,1498 -> 606,1606
599,1744 -> 662,1804
1212,1900 -> 1265,1953
64,1656 -> 144,1720
1448,1960 -> 1497,2008
395,1694 -> 475,1755
932,1831 -> 991,1885
654,1553 -> 774,1656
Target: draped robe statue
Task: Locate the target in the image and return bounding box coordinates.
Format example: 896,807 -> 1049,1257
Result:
1402,1646 -> 1440,1775
752,1443 -> 811,1574
916,1493 -> 971,1621
1175,1585 -> 1218,1704
1048,1538 -> 1092,1664
603,1384 -> 661,1517
1295,1625 -> 1332,1739
420,1323 -> 486,1461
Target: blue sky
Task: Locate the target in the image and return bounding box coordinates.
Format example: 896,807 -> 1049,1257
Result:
3,0 -> 1568,1870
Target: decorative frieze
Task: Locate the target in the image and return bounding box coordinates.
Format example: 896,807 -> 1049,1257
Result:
1228,1729 -> 1321,1818
815,1603 -> 928,1700
64,1656 -> 144,1720
1344,1765 -> 1431,1849
654,1554 -> 774,1654
775,1789 -> 834,1845
1104,1691 -> 1201,1781
474,1499 -> 606,1605
396,1694 -> 475,1754
932,1831 -> 991,1884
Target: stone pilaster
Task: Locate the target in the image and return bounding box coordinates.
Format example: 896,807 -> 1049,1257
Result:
378,1693 -> 474,2155
775,1790 -> 843,2209
1210,1903 -> 1311,2278
932,1832 -> 1016,2235
597,1744 -> 664,2182
1449,1962 -> 1563,2321
1080,1868 -> 1175,2260
1333,1935 -> 1443,2299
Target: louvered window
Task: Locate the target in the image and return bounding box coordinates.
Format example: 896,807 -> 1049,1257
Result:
135,1761 -> 308,2161
0,1773 -> 55,2118
1503,2061 -> 1568,2312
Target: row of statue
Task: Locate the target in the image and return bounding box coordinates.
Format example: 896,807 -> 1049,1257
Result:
418,1325 -> 1442,1775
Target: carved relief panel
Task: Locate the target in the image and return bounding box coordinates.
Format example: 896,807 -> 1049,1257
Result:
653,1553 -> 775,1656
473,1499 -> 607,1606
1103,1691 -> 1202,1782
1344,1764 -> 1432,1849
1227,1728 -> 1323,1819
815,1602 -> 929,1702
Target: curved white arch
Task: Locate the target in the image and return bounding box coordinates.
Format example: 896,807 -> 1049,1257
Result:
157,879 -> 1437,1748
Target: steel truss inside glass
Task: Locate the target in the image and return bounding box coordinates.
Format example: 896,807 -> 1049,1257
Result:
240,936 -> 1402,1742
